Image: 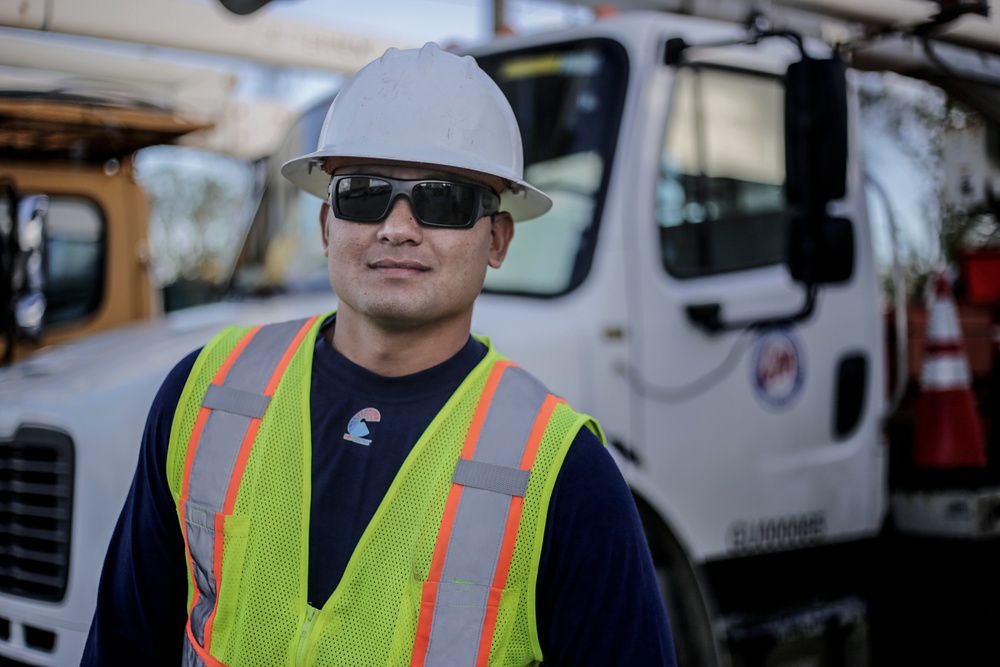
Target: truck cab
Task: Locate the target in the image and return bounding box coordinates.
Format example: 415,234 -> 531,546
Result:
467,12 -> 884,663
0,91 -> 209,364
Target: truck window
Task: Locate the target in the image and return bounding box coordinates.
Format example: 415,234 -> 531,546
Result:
44,196 -> 105,325
477,39 -> 627,296
657,67 -> 787,278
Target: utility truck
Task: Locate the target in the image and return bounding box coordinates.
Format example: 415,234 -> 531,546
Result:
3,2 -> 1000,666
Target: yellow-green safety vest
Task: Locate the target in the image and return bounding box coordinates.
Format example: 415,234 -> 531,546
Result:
166,315 -> 602,666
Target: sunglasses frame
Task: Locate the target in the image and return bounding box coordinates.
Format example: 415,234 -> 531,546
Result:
328,175 -> 501,229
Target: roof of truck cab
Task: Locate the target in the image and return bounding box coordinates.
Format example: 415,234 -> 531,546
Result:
0,92 -> 211,162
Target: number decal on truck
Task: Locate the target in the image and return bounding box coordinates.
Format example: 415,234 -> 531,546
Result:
726,512 -> 826,555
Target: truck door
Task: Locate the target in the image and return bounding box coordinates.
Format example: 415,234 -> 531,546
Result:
626,57 -> 886,562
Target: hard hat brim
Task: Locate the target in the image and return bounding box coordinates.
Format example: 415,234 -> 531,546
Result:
281,152 -> 553,223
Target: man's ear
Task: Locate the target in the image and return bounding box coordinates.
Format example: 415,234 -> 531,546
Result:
320,202 -> 331,256
488,212 -> 515,269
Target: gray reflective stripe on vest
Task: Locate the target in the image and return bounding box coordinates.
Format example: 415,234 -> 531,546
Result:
183,318 -> 310,657
202,384 -> 270,419
452,458 -> 530,497
423,364 -> 551,667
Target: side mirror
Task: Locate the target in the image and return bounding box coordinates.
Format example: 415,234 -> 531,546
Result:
784,55 -> 854,285
785,56 -> 848,207
787,215 -> 854,284
0,187 -> 13,359
12,195 -> 49,340
217,0 -> 274,14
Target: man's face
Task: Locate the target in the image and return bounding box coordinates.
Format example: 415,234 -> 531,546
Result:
320,162 -> 514,333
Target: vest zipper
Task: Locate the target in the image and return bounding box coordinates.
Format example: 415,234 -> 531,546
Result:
296,605 -> 321,666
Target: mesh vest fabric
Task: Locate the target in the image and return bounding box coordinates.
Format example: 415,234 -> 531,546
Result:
167,318 -> 599,666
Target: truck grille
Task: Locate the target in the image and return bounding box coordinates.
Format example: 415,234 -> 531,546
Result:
0,427 -> 74,602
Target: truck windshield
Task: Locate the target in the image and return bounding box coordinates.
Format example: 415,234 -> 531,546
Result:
476,39 -> 627,296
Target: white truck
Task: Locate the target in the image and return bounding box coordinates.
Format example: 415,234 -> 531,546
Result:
3,3 -> 1000,666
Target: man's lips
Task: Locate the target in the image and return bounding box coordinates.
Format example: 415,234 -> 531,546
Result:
369,259 -> 430,274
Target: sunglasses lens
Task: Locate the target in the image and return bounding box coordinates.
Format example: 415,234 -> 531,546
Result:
336,177 -> 393,221
333,176 -> 495,227
412,182 -> 477,227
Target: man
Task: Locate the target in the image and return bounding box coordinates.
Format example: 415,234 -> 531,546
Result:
83,43 -> 674,666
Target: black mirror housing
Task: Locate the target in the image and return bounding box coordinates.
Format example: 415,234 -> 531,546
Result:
784,55 -> 851,287
784,56 -> 848,207
787,215 -> 855,284
217,0 -> 275,15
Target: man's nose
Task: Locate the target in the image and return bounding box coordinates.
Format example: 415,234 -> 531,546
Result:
377,197 -> 423,244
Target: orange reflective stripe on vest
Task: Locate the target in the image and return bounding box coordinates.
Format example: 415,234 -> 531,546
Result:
180,316 -> 318,665
412,361 -> 563,667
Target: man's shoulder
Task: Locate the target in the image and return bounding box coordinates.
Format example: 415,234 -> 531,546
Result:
154,347 -> 203,414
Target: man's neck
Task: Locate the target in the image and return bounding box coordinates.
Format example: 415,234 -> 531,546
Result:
326,310 -> 472,377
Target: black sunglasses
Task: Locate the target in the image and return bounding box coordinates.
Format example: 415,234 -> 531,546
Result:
328,175 -> 501,229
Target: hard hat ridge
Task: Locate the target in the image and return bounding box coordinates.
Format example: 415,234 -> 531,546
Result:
281,42 -> 552,222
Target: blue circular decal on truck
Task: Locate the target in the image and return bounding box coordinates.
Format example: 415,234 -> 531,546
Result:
750,328 -> 805,409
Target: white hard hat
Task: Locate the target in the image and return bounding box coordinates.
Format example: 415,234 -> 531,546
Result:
281,42 -> 552,222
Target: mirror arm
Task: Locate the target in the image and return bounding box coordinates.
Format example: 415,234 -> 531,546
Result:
664,15 -> 808,67
685,283 -> 818,335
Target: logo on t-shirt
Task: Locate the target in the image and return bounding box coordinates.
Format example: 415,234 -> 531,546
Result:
344,407 -> 381,446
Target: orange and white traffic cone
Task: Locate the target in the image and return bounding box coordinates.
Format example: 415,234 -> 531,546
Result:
911,272 -> 987,468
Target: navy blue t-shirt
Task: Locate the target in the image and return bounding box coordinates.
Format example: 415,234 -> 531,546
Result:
82,323 -> 675,666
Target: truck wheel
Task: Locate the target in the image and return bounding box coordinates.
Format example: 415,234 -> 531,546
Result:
635,496 -> 728,667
